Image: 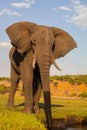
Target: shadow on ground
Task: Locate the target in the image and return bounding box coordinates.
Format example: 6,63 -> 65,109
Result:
15,102 -> 65,130
15,102 -> 64,109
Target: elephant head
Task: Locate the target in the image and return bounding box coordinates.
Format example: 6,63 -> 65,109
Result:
6,22 -> 77,128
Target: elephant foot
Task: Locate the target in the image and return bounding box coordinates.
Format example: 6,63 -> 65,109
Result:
6,103 -> 14,110
47,127 -> 60,130
47,125 -> 53,130
24,107 -> 34,114
34,105 -> 40,113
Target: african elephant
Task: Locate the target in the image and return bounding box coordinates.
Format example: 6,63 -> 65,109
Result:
7,46 -> 41,113
6,21 -> 77,128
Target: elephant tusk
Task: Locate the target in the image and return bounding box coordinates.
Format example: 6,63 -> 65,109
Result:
32,50 -> 37,69
53,61 -> 61,71
32,58 -> 36,69
51,53 -> 61,71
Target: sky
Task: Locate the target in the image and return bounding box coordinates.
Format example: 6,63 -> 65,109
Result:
0,0 -> 87,77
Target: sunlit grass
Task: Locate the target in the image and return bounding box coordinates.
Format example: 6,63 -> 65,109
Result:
0,95 -> 87,130
0,109 -> 46,130
0,95 -> 46,130
51,98 -> 87,118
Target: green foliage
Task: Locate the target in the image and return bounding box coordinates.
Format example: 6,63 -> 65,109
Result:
0,85 -> 10,94
78,91 -> 87,98
1,75 -> 87,85
50,75 -> 60,83
0,77 -> 10,81
53,82 -> 58,87
50,75 -> 87,85
69,92 -> 77,97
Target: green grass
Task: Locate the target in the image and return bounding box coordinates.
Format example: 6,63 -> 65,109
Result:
51,98 -> 87,118
0,95 -> 46,130
0,110 -> 45,130
0,95 -> 87,130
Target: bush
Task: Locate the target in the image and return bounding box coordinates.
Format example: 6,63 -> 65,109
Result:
0,85 -> 10,94
78,91 -> 87,98
69,79 -> 76,85
50,75 -> 87,85
53,82 -> 58,87
69,92 -> 77,97
0,77 -> 10,81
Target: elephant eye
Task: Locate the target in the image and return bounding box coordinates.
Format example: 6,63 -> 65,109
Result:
52,42 -> 55,52
33,39 -> 36,43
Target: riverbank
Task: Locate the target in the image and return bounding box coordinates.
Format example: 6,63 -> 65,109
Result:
0,76 -> 87,129
52,115 -> 87,129
0,94 -> 87,129
47,97 -> 87,129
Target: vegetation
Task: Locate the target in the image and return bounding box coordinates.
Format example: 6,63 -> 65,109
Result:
53,82 -> 58,87
49,75 -> 87,98
78,91 -> 87,98
0,95 -> 46,130
50,75 -> 87,85
0,85 -> 10,94
0,77 -> 10,81
0,95 -> 87,130
0,75 -> 87,129
1,75 -> 87,85
0,75 -> 87,97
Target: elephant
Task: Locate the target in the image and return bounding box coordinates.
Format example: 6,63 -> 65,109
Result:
7,46 -> 41,113
6,21 -> 77,128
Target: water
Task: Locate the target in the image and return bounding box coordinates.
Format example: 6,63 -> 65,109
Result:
65,125 -> 87,130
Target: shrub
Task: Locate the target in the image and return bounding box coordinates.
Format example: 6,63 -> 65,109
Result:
0,85 -> 10,94
0,77 -> 10,81
78,91 -> 87,98
53,82 -> 58,87
69,92 -> 77,97
50,75 -> 87,85
69,79 -> 76,85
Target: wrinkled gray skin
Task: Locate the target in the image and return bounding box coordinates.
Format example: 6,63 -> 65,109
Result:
6,22 -> 77,128
7,46 -> 41,113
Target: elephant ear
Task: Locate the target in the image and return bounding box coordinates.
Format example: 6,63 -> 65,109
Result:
51,27 -> 77,59
6,21 -> 37,53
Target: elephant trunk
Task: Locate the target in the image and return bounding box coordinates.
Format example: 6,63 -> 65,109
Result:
44,91 -> 52,128
32,50 -> 61,128
37,54 -> 53,128
33,49 -> 60,128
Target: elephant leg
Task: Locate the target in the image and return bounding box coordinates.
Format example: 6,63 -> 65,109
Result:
20,59 -> 33,113
7,66 -> 20,109
33,64 -> 42,113
22,73 -> 33,113
33,79 -> 42,113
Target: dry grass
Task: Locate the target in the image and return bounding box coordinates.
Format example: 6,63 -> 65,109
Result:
50,80 -> 87,98
0,75 -> 87,98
